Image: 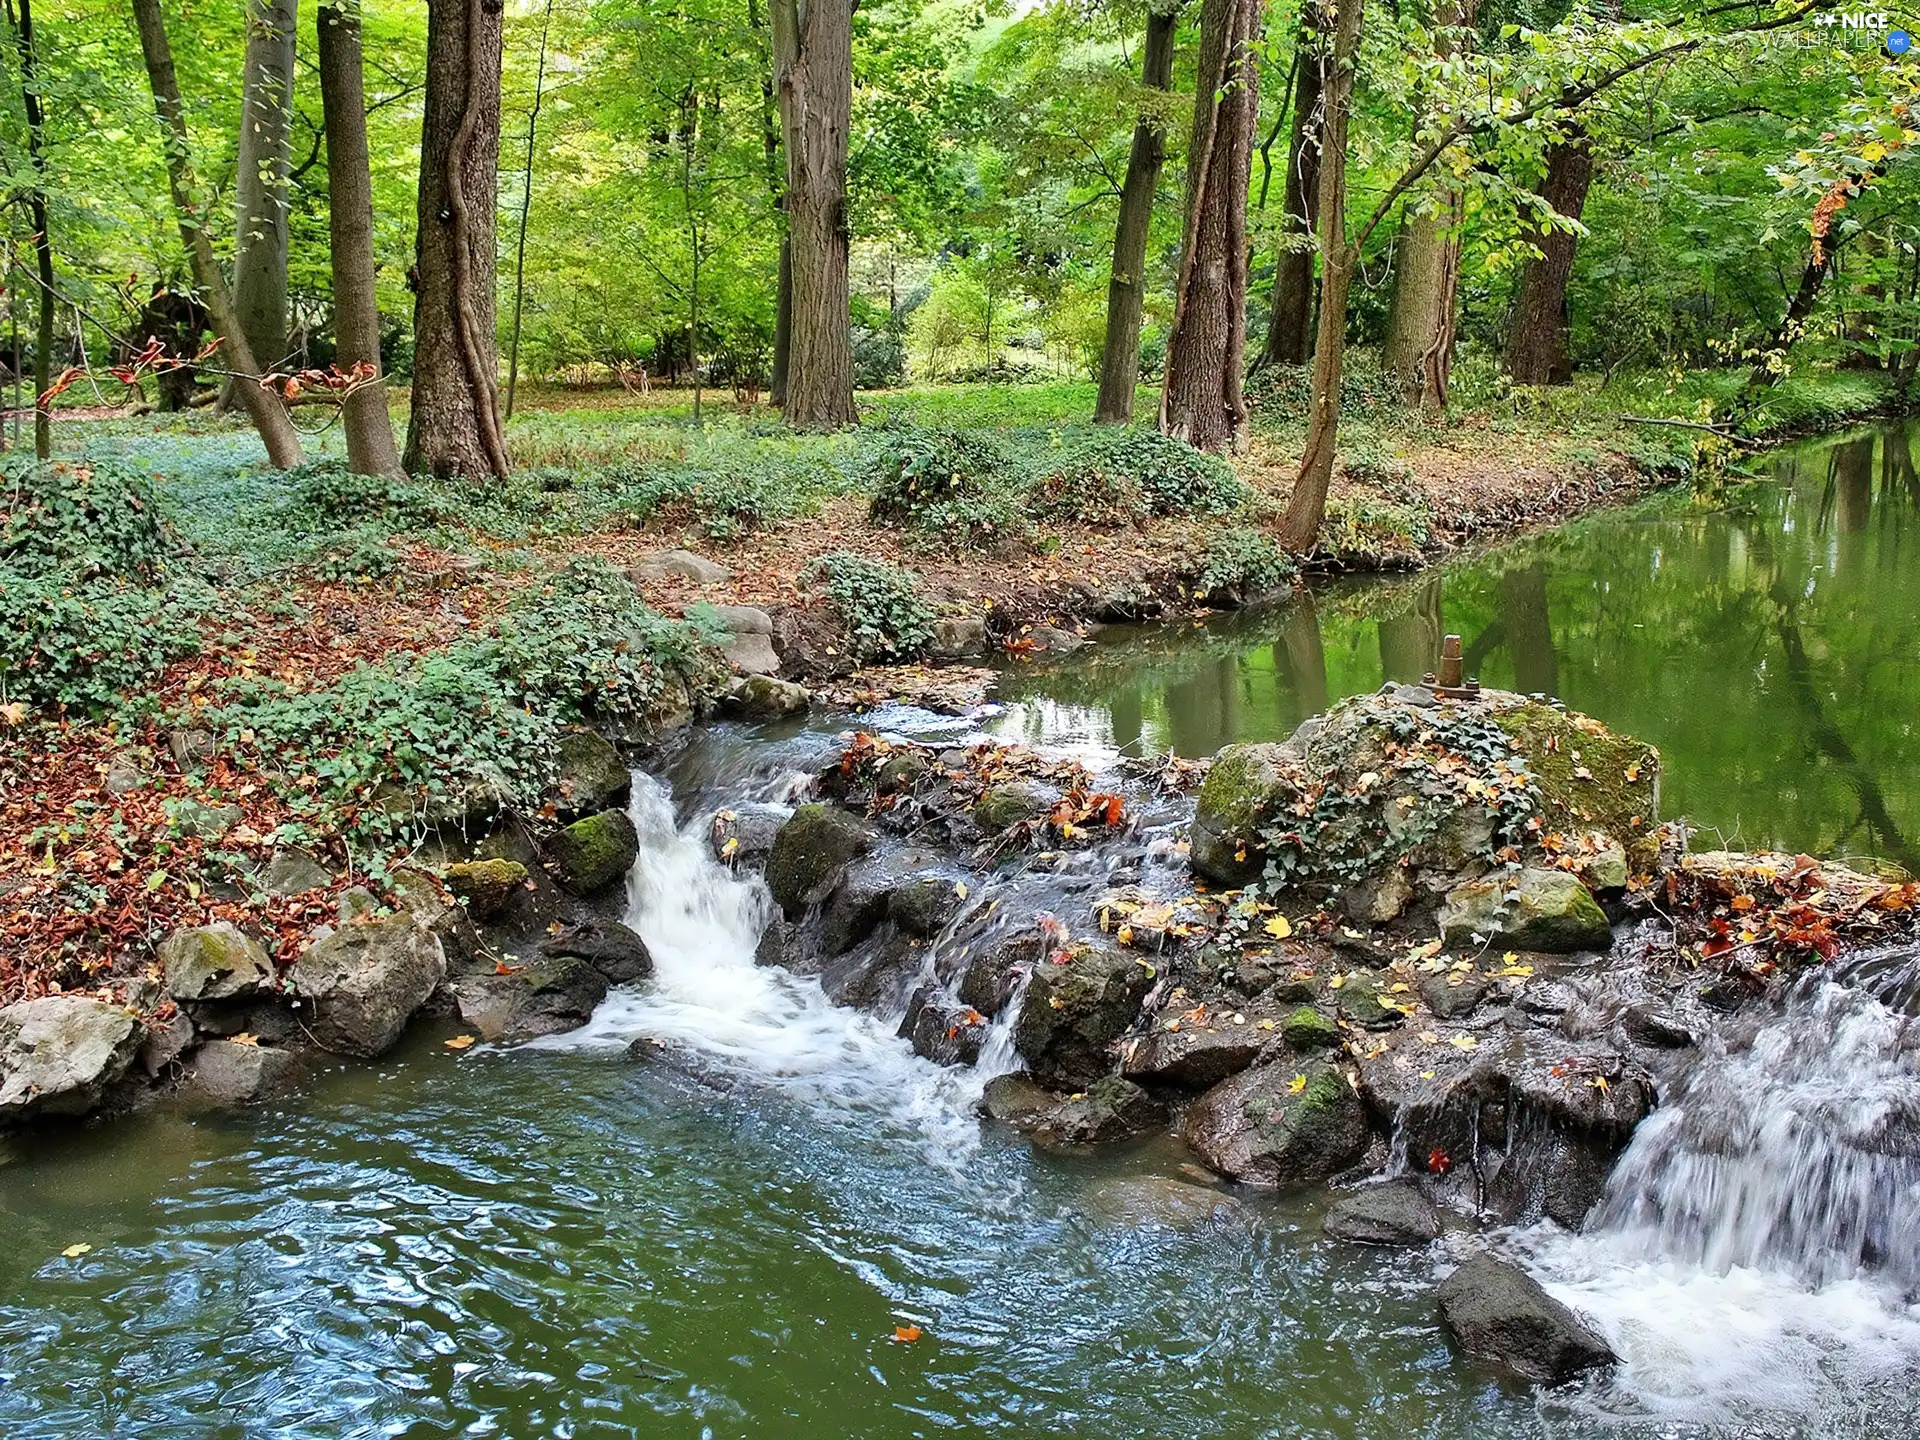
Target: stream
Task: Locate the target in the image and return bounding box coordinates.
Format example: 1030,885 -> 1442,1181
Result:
3,419 -> 1919,1438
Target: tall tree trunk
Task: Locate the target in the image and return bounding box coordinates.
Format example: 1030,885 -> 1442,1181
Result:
1502,134 -> 1594,385
11,0 -> 55,458
1380,0 -> 1475,408
771,0 -> 855,425
318,0 -> 403,477
505,0 -> 554,420
231,0 -> 297,376
1258,1 -> 1323,369
1158,0 -> 1262,454
1275,0 -> 1362,552
131,0 -> 303,467
405,0 -> 509,477
1093,0 -> 1180,424
1746,250 -> 1833,391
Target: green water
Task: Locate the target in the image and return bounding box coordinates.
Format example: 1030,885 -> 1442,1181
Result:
4,420 -> 1919,1439
996,418 -> 1920,869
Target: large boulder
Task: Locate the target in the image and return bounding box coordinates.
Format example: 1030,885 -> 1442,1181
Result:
451,954 -> 608,1042
1323,1182 -> 1441,1246
543,808 -> 640,896
1436,1255 -> 1615,1384
537,919 -> 654,983
1439,868 -> 1611,953
441,858 -> 529,920
1012,941 -> 1153,1090
629,547 -> 732,584
1188,689 -> 1660,894
288,914 -> 447,1058
548,730 -> 630,821
765,804 -> 874,916
158,922 -> 275,1003
179,1039 -> 297,1107
1119,1001 -> 1272,1088
1182,1059 -> 1371,1188
0,997 -> 141,1121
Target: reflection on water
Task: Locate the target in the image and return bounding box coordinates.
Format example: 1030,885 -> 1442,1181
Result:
996,419 -> 1920,868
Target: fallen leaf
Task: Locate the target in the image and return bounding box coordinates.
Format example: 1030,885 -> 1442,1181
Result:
1287,1072 -> 1308,1095
1448,1034 -> 1478,1049
954,881 -> 969,900
61,1243 -> 92,1259
229,1032 -> 259,1047
893,1324 -> 923,1343
444,1035 -> 477,1051
1264,915 -> 1292,940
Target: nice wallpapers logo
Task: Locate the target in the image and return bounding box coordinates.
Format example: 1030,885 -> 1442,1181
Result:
1805,9 -> 1912,53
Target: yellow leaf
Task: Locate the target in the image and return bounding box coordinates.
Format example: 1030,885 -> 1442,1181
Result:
1862,140 -> 1888,163
1328,973 -> 1347,989
1449,1034 -> 1478,1050
1418,1031 -> 1439,1044
444,1035 -> 477,1050
1116,924 -> 1135,945
229,1032 -> 259,1047
61,1243 -> 92,1259
1287,1073 -> 1308,1095
1263,915 -> 1292,939
722,836 -> 740,857
954,882 -> 969,900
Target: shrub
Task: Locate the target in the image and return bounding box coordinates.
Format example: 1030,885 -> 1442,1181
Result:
865,426 -> 1023,547
287,462 -> 452,534
1,458 -> 173,581
609,437 -> 853,540
0,567 -> 209,713
1318,495 -> 1435,560
1338,439 -> 1415,489
805,551 -> 935,663
1027,427 -> 1248,524
310,527 -> 403,582
1194,526 -> 1295,606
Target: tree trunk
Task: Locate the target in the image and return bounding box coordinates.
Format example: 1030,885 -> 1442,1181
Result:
404,0 -> 509,477
1158,0 -> 1262,454
1258,2 -> 1322,369
131,0 -> 303,467
1380,0 -> 1475,408
318,0 -> 403,478
1502,135 -> 1594,385
12,0 -> 55,458
1746,249 -> 1833,391
771,0 -> 855,425
1093,0 -> 1179,424
230,0 -> 297,378
1275,0 -> 1363,552
752,0 -> 790,407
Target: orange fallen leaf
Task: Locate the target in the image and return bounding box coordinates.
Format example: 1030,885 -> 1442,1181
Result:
893,1324 -> 923,1343
444,1035 -> 477,1051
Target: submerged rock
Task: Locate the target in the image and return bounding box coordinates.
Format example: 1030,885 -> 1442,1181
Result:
1439,869 -> 1610,953
1013,942 -> 1153,1090
543,808 -> 640,895
1084,1176 -> 1242,1229
288,915 -> 447,1058
1323,1182 -> 1441,1246
0,997 -> 141,1121
1027,1077 -> 1165,1148
765,804 -> 874,915
1436,1254 -> 1615,1384
179,1039 -> 297,1106
1182,1059 -> 1371,1188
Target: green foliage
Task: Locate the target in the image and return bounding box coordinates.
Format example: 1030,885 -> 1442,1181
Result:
865,425 -> 1024,547
310,527 -> 403,582
1339,440 -> 1415,489
1195,527 -> 1295,606
1318,495 -> 1436,562
610,436 -> 856,539
805,551 -> 935,663
0,569 -> 210,714
1,459 -> 173,582
1027,427 -> 1248,525
288,463 -> 454,534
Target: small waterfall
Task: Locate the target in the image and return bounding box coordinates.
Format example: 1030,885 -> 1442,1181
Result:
537,774 -> 991,1158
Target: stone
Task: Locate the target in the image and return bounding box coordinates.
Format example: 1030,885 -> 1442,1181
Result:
709,803 -> 788,864
1436,1255 -> 1615,1384
954,927 -> 1040,1016
1624,1005 -> 1694,1050
899,984 -> 987,1066
0,997 -> 140,1120
538,920 -> 654,983
1120,1009 -> 1266,1088
1337,982 -> 1405,1030
549,730 -> 630,821
1323,1182 -> 1442,1246
262,847 -> 331,896
1577,835 -> 1630,891
1281,1005 -> 1342,1050
1026,625 -> 1085,654
170,798 -> 245,840
179,1039 -> 296,1106
543,808 -> 640,896
443,858 -> 529,920
765,804 -> 874,915
1029,1076 -> 1165,1148
889,876 -> 965,938
104,754 -> 150,795
372,767 -> 510,835
1421,971 -> 1492,1021
288,915 -> 447,1058
1439,868 -> 1611,953
158,923 -> 275,1003
1190,742 -> 1289,887
1013,942 -> 1153,1090
1181,1060 -> 1372,1189
754,918 -> 799,969
720,630 -> 782,677
709,602 -> 773,635
628,548 -> 732,584
821,859 -> 897,955
1084,1176 -> 1241,1229
981,1072 -> 1055,1127
930,616 -> 988,658
973,781 -> 1058,834
167,727 -> 217,768
1341,867 -> 1413,925
337,886 -> 379,924
720,674 -> 810,716
137,1011 -> 196,1078
452,954 -> 608,1042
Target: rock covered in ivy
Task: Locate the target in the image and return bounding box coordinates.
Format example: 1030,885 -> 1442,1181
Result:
548,729 -> 631,821
1013,941 -> 1154,1090
1436,1255 -> 1615,1384
288,914 -> 447,1058
1187,688 -> 1660,899
1323,1182 -> 1441,1247
0,997 -> 141,1121
1181,1059 -> 1371,1188
543,808 -> 640,895
442,858 -> 529,919
765,803 -> 874,915
159,922 -> 275,1003
1438,868 -> 1611,953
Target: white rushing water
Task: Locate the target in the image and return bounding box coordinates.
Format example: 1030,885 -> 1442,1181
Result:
1516,962 -> 1920,1426
537,774 -> 991,1161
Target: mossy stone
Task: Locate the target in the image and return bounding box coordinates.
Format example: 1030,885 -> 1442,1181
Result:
765,803 -> 873,915
444,858 -> 529,918
544,808 -> 640,895
1281,1005 -> 1341,1050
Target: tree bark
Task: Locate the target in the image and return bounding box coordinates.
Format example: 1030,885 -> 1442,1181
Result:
1502,134 -> 1594,385
1258,1 -> 1323,369
1276,0 -> 1362,551
12,0 -> 55,457
770,234 -> 792,405
131,0 -> 303,467
405,0 -> 509,477
318,0 -> 403,477
1093,0 -> 1179,424
230,0 -> 297,381
1380,0 -> 1475,408
1158,0 -> 1262,454
771,0 -> 855,425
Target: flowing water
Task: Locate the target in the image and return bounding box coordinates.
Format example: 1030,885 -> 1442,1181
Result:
5,420 -> 1920,1438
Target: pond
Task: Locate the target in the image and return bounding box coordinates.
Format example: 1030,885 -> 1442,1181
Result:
3,420 -> 1918,1439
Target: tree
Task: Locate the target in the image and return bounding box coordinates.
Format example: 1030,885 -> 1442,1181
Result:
1094,0 -> 1180,424
1158,0 -> 1262,453
130,0 -> 303,468
9,0 -> 55,457
504,0 -> 554,421
770,0 -> 856,425
1502,131 -> 1593,385
405,0 -> 509,478
317,0 -> 402,477
1257,0 -> 1322,369
229,0 -> 297,386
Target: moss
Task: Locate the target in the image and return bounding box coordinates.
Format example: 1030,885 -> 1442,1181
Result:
973,781 -> 1055,833
1490,706 -> 1660,872
544,808 -> 640,895
765,803 -> 872,913
443,858 -> 528,918
1281,1005 -> 1341,1051
1196,745 -> 1273,835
